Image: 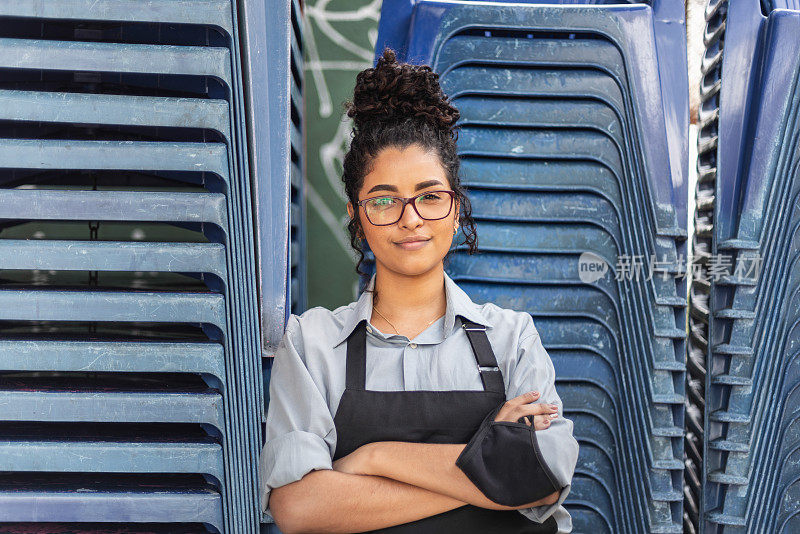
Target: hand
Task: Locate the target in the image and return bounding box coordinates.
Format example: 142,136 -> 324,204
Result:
494,391 -> 558,430
332,443 -> 374,476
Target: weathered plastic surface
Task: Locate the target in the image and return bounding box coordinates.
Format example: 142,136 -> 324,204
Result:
702,3 -> 800,532
238,0 -> 306,528
0,474 -> 224,529
238,0 -> 289,358
0,340 -> 225,379
372,1 -> 689,532
0,89 -> 232,137
762,0 -> 800,10
0,440 -> 225,480
0,0 -> 235,31
239,0 -> 307,357
375,0 -> 688,226
0,1 -> 268,531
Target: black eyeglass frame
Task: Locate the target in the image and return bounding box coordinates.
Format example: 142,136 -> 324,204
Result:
355,189 -> 457,226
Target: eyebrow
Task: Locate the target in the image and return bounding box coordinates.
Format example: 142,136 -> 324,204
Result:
366,179 -> 444,195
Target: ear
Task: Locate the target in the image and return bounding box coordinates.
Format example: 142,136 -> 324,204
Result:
347,202 -> 366,240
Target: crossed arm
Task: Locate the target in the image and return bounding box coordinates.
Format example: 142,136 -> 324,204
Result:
263,318 -> 576,534
270,440 -> 560,534
270,392 -> 561,534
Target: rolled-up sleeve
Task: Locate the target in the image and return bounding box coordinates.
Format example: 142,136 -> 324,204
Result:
509,316 -> 579,526
258,314 -> 336,521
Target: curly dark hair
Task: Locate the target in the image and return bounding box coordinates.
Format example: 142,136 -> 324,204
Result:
342,47 -> 478,282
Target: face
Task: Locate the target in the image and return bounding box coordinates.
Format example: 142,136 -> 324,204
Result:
346,144 -> 460,277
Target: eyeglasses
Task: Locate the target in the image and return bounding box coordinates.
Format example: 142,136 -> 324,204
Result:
356,190 -> 456,226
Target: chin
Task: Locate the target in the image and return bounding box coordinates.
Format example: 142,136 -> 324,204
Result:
385,258 -> 444,277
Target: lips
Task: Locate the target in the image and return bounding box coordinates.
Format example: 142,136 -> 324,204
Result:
395,236 -> 431,244
394,237 -> 431,250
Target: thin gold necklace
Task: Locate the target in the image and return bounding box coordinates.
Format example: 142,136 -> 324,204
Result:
372,305 -> 440,336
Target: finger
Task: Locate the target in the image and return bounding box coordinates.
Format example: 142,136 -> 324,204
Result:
532,415 -> 548,430
495,392 -> 540,421
501,401 -> 557,422
518,403 -> 560,418
520,391 -> 541,404
533,413 -> 558,430
507,391 -> 540,406
524,416 -> 532,426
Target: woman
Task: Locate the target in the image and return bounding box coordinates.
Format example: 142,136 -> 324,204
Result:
259,49 -> 579,533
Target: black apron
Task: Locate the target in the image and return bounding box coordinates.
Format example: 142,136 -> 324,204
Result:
332,317 -> 558,533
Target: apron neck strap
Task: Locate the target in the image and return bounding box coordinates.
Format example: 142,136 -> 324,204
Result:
459,316 -> 505,395
344,317 -> 505,395
345,319 -> 368,391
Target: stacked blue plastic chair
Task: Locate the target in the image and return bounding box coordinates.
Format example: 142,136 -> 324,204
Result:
0,1 -> 266,532
238,0 -> 306,531
370,1 -> 689,532
242,0 -> 307,353
698,0 -> 800,532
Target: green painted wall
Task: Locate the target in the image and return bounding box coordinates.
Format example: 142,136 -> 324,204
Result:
302,0 -> 382,309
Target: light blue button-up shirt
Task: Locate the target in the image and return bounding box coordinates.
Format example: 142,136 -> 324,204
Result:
259,272 -> 579,532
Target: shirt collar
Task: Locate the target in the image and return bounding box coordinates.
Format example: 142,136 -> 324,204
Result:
334,271 -> 490,347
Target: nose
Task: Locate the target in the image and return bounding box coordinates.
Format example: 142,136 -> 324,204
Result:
398,199 -> 423,230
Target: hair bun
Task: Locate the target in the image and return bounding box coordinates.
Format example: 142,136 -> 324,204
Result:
346,48 -> 459,132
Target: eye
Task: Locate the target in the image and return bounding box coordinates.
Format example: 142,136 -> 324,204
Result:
368,197 -> 397,209
418,192 -> 443,203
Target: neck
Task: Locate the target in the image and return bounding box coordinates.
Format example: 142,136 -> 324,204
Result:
371,264 -> 447,325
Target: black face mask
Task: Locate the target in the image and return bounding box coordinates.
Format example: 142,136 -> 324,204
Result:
455,401 -> 562,507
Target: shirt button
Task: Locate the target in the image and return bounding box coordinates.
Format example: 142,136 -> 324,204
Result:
409,343 -> 417,349
366,325 -> 373,334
